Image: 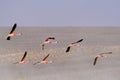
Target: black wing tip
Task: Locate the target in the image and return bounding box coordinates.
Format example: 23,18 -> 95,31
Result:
93,62 -> 96,66
77,39 -> 84,43
25,51 -> 27,54
24,51 -> 27,56
66,50 -> 69,52
66,46 -> 71,52
93,60 -> 96,65
9,23 -> 17,34
14,23 -> 17,25
79,39 -> 84,42
21,51 -> 27,62
50,37 -> 55,39
6,36 -> 11,40
93,57 -> 98,66
93,63 -> 96,66
13,23 -> 17,27
49,36 -> 55,39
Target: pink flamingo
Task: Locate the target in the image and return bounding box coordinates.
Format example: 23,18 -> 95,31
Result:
14,51 -> 27,64
93,52 -> 112,66
33,54 -> 52,65
42,37 -> 57,50
6,23 -> 17,40
66,39 -> 83,52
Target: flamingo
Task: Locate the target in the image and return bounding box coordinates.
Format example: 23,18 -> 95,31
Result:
41,37 -> 57,50
66,39 -> 83,52
14,51 -> 27,64
6,23 -> 17,40
33,54 -> 52,65
93,52 -> 112,66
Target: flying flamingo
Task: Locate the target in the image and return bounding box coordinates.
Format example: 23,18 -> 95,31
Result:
93,52 -> 112,66
41,37 -> 57,50
6,23 -> 22,40
14,51 -> 27,64
66,39 -> 83,52
33,54 -> 52,65
6,23 -> 17,40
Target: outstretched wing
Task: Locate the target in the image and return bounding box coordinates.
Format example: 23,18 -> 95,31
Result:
43,54 -> 50,61
93,57 -> 98,66
104,52 -> 112,54
66,46 -> 71,52
45,37 -> 55,41
21,51 -> 27,62
10,23 -> 17,34
76,39 -> 83,43
49,37 -> 55,40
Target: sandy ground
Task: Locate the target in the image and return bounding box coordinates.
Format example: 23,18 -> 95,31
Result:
0,27 -> 120,80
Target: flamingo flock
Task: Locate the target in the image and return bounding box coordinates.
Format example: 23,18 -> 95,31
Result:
5,23 -> 112,66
